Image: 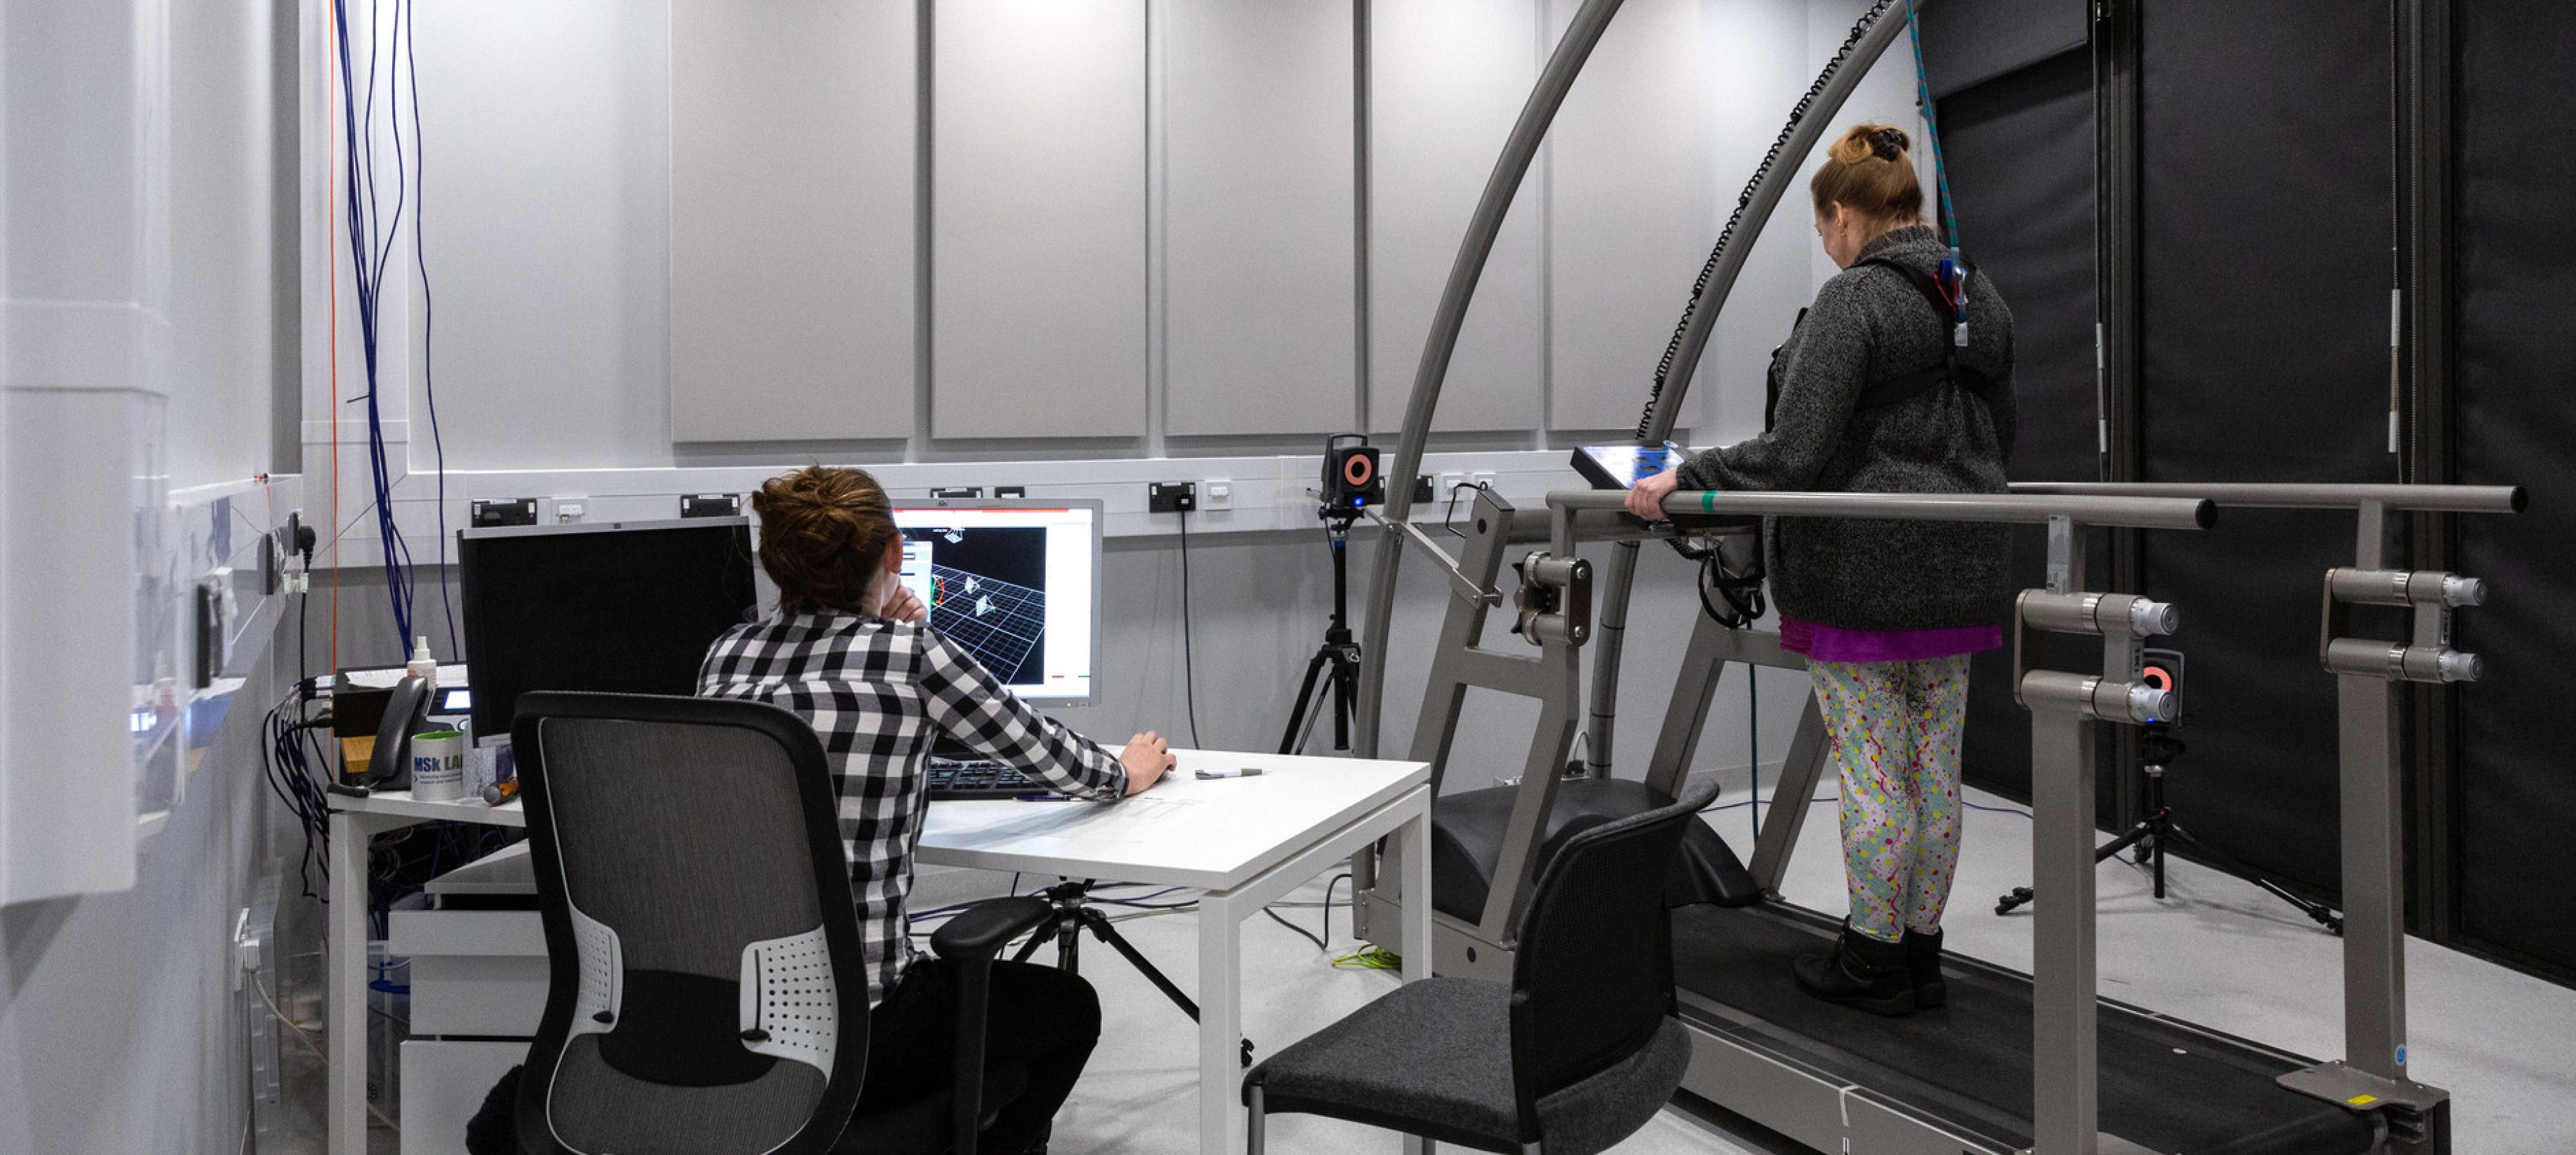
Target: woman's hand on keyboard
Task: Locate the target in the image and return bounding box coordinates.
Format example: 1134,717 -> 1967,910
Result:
1121,731 -> 1175,795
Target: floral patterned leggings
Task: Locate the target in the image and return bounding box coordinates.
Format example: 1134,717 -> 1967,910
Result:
1810,655 -> 1972,943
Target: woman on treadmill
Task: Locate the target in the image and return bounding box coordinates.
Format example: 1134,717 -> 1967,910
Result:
700,464 -> 1177,1150
1626,124 -> 2015,1017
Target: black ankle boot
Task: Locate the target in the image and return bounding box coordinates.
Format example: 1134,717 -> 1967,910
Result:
1904,927 -> 1947,1009
1792,925 -> 1917,1016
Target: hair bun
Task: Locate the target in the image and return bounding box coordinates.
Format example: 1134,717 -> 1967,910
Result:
1869,127 -> 1908,162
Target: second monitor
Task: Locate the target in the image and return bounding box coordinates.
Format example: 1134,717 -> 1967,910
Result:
892,498 -> 1101,706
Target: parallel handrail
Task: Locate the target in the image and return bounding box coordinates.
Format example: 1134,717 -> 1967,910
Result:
2010,481 -> 2524,514
1549,488 -> 2217,530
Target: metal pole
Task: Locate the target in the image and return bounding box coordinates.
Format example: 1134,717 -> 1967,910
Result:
2029,703 -> 2102,1154
2340,672 -> 2409,1082
1356,0 -> 1626,757
1553,487 -> 2215,530
2009,481 -> 2522,514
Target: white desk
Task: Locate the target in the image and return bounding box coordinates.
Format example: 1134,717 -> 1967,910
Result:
919,749 -> 1434,1155
326,749 -> 1434,1155
324,792 -> 523,1155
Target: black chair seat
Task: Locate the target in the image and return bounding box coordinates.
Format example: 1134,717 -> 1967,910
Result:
1430,777 -> 1759,923
1250,978 -> 1692,1155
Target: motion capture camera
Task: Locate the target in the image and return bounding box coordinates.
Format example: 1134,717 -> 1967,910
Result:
1321,433 -> 1384,515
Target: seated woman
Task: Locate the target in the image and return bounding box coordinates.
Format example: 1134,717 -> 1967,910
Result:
701,463 -> 1175,1153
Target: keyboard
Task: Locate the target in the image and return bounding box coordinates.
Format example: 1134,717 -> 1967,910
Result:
926,757 -> 1049,800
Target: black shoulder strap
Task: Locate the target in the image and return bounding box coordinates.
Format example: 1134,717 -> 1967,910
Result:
1849,255 -> 1993,416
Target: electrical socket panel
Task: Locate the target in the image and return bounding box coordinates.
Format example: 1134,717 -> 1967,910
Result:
1200,479 -> 1233,509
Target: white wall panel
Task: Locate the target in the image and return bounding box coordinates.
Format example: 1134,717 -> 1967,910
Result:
1367,0 -> 1543,434
1702,0 -> 1819,445
1163,0 -> 1356,437
933,0 -> 1147,440
670,0 -> 915,443
414,1 -> 674,469
1543,0 -> 1706,432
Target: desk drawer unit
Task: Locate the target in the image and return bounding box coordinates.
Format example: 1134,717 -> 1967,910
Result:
388,909 -> 549,1037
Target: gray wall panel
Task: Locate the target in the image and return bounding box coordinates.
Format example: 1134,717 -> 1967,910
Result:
670,0 -> 915,443
1545,0 -> 1705,432
1367,0 -> 1543,434
1163,0 -> 1357,438
932,0 -> 1148,440
415,1 -> 674,469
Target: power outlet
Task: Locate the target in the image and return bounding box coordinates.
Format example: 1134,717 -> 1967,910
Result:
1148,481 -> 1197,514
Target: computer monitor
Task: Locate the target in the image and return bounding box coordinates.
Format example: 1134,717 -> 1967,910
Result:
457,518 -> 759,743
890,498 -> 1102,706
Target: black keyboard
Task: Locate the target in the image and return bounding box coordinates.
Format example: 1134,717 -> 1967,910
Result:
926,757 -> 1048,800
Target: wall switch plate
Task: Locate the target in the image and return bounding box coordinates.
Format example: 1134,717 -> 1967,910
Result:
551,498 -> 589,524
1148,481 -> 1197,514
996,486 -> 1027,500
1200,479 -> 1232,508
1471,471 -> 1497,492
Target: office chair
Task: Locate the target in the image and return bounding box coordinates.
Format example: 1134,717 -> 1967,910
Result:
510,691 -> 1056,1155
1241,777 -> 1717,1155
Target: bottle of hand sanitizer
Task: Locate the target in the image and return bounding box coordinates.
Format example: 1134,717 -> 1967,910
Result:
406,635 -> 439,694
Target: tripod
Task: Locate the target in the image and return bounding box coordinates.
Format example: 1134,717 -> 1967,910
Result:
1277,511 -> 1364,755
1009,878 -> 1255,1066
1994,725 -> 2344,934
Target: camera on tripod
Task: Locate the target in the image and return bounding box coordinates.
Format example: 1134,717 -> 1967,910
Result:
1320,432 -> 1383,520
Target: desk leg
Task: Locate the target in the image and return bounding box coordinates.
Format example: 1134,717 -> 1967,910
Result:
1401,803 -> 1434,1155
1199,890 -> 1244,1155
328,810 -> 369,1155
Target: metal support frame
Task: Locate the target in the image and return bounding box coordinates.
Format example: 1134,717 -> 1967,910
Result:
2015,521 -> 2179,1155
2276,545 -> 2483,1149
1352,487 -> 1588,978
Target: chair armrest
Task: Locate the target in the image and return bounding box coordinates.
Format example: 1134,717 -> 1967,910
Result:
931,896 -> 1054,962
933,895 -> 1054,1155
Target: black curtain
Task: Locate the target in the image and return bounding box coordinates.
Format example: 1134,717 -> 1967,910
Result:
2129,0 -> 2397,896
2449,0 -> 2576,979
1923,9 -> 2099,802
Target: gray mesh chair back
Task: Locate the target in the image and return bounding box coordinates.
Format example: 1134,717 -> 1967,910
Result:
512,692 -> 868,1155
1507,777 -> 1715,1136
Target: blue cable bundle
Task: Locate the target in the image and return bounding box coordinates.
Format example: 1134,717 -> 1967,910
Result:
332,0 -> 454,654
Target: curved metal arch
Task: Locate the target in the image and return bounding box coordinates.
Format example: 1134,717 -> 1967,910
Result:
1355,0 -> 1915,759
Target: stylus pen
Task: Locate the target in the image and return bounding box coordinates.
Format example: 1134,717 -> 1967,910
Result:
1013,794 -> 1076,802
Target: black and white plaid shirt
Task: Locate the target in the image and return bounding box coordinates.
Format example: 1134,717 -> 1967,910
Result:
698,611 -> 1128,1006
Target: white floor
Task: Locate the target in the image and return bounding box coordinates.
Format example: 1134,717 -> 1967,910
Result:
913,784 -> 2576,1155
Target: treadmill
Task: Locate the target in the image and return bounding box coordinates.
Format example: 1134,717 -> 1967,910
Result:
1348,484 -> 2474,1154
1338,2 -> 2489,1149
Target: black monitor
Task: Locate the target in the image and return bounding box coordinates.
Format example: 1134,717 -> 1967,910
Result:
457,518 -> 757,743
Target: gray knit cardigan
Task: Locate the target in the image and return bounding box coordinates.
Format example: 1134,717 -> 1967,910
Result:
1675,225 -> 2017,633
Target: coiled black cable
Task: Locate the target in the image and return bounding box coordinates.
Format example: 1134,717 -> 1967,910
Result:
1634,0 -> 1900,442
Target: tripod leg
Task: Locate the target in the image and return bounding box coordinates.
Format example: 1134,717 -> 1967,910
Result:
1278,649 -> 1333,755
1012,918 -> 1058,964
1078,908 -> 1202,1022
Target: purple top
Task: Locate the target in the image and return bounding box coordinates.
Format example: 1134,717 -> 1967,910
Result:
1779,616 -> 2003,664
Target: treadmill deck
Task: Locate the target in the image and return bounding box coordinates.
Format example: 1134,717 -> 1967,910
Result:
1671,902 -> 2379,1155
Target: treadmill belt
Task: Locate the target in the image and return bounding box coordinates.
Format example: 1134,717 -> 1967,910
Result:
1671,903 -> 2377,1155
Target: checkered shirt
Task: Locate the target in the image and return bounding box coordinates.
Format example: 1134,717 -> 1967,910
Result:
698,611 -> 1128,1006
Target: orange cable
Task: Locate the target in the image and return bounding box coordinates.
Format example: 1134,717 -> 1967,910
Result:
326,0 -> 341,678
